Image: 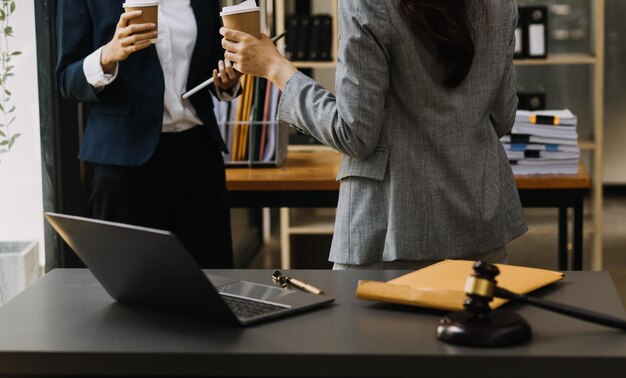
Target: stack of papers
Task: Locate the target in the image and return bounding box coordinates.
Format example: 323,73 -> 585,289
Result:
501,109 -> 580,175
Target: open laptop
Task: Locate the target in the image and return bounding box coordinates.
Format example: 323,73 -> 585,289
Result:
45,212 -> 334,325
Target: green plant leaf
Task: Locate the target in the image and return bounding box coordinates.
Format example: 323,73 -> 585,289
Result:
0,103 -> 4,112
0,130 -> 5,137
10,1 -> 15,14
10,133 -> 19,141
10,51 -> 21,56
0,140 -> 9,146
9,105 -> 15,113
4,26 -> 12,35
4,89 -> 10,95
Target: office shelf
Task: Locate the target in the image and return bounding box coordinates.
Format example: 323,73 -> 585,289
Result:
515,1 -> 604,270
514,53 -> 597,66
578,138 -> 596,151
275,0 -> 339,68
293,61 -> 338,69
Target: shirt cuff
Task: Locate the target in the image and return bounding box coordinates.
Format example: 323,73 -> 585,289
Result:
215,81 -> 242,101
83,46 -> 119,91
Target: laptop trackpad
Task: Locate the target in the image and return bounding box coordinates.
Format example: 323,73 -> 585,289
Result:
217,281 -> 295,302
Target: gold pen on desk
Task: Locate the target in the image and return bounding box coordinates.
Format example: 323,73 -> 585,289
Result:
272,269 -> 325,295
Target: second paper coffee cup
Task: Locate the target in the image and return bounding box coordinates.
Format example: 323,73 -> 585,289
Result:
123,0 -> 159,27
220,0 -> 261,38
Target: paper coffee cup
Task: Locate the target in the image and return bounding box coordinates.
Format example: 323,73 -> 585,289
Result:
220,0 -> 261,38
122,0 -> 159,27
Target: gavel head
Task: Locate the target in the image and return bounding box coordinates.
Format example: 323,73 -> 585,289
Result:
463,261 -> 500,315
438,261 -> 532,347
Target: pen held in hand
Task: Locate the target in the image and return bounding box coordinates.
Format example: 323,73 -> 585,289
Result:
181,31 -> 287,100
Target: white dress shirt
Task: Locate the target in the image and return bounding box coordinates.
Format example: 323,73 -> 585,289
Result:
83,0 -> 237,133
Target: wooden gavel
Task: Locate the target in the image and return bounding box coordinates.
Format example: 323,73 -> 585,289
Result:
465,261 -> 626,330
437,261 -> 626,347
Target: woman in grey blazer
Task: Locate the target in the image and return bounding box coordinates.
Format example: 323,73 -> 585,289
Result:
221,0 -> 528,269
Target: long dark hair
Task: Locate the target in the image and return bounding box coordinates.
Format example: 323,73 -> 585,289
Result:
400,0 -> 479,88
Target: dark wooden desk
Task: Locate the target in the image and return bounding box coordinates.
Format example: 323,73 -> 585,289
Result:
0,269 -> 624,377
226,149 -> 591,270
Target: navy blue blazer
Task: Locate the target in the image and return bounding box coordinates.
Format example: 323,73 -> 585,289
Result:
56,0 -> 227,166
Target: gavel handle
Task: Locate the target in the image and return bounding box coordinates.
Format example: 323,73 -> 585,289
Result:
495,287 -> 626,331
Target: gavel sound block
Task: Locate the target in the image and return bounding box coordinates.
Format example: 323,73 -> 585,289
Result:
437,261 -> 626,347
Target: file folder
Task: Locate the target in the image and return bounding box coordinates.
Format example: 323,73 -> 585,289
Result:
524,6 -> 548,59
356,260 -> 564,311
285,15 -> 300,61
514,7 -> 525,59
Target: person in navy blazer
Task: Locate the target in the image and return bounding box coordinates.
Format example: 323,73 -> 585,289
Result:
56,0 -> 240,268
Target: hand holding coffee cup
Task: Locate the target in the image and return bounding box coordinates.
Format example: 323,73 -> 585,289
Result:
220,26 -> 298,91
123,0 -> 159,27
220,0 -> 288,77
100,1 -> 158,74
220,0 -> 261,39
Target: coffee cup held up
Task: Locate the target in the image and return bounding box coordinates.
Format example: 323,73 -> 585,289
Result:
123,0 -> 159,28
220,0 -> 261,39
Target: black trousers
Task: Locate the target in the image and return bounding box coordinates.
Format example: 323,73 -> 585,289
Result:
89,126 -> 234,269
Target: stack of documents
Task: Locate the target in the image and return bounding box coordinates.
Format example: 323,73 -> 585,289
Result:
501,109 -> 580,175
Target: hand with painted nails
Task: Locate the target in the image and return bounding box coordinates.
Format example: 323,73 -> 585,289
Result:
100,10 -> 158,74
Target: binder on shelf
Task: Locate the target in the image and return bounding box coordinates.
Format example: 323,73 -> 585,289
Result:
524,6 -> 548,59
514,7 -> 525,59
517,91 -> 546,111
524,92 -> 547,111
286,13 -> 333,63
285,15 -> 300,60
295,16 -> 310,61
318,14 -> 333,61
308,15 -> 322,61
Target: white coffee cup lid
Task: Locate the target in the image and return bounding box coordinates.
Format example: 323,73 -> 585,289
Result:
220,0 -> 260,16
123,0 -> 159,8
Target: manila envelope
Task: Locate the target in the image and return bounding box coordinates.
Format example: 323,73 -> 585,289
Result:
356,260 -> 564,311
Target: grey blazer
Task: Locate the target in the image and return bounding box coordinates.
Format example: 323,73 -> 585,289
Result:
278,0 -> 528,264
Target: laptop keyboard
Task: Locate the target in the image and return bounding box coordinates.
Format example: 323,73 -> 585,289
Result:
221,294 -> 287,320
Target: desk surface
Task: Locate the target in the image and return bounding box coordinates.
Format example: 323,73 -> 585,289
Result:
226,148 -> 342,191
226,149 -> 591,191
0,269 -> 624,377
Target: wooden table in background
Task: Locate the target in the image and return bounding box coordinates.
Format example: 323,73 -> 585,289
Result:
226,147 -> 341,207
515,162 -> 591,270
226,149 -> 591,270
